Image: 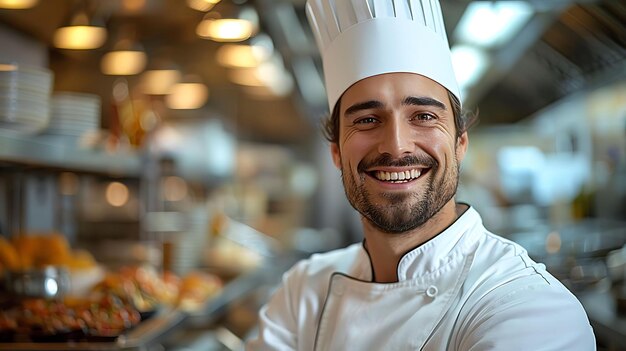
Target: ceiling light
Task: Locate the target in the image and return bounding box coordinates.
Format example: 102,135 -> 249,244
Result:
0,0 -> 38,9
216,44 -> 271,68
106,182 -> 129,207
187,0 -> 221,12
454,1 -> 534,48
451,45 -> 489,92
100,25 -> 148,76
216,33 -> 273,68
53,8 -> 107,50
140,68 -> 181,95
101,27 -> 147,75
101,50 -> 147,75
196,6 -> 258,42
166,83 -> 209,109
229,67 -> 264,87
121,0 -> 147,12
197,18 -> 254,42
230,56 -> 294,98
166,75 -> 209,110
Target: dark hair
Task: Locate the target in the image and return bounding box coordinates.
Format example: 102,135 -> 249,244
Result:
321,90 -> 478,143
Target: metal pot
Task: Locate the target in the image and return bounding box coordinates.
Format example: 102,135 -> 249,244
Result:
5,266 -> 70,299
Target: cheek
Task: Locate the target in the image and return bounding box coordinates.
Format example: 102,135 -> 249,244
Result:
340,132 -> 374,167
421,131 -> 457,160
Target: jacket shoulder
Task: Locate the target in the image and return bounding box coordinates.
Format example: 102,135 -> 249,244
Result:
288,243 -> 363,280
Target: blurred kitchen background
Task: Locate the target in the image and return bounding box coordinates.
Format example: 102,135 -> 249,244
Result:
0,0 -> 624,350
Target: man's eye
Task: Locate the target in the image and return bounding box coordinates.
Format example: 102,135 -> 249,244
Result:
412,113 -> 436,121
355,117 -> 378,124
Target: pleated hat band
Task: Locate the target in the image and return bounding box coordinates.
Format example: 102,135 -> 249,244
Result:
306,0 -> 461,111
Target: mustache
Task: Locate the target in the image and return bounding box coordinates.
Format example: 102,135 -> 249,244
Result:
358,153 -> 437,172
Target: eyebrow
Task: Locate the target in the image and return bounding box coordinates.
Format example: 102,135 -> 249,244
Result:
344,100 -> 384,116
343,96 -> 447,117
402,96 -> 447,110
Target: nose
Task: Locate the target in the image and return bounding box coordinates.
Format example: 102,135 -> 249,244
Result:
377,118 -> 413,157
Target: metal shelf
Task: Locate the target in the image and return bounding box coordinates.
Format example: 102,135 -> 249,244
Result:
0,133 -> 142,177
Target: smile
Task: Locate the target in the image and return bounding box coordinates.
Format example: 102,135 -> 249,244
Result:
371,169 -> 425,183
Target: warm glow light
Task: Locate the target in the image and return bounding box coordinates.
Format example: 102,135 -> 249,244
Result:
166,83 -> 209,109
216,44 -> 271,68
229,67 -> 264,87
106,182 -> 129,207
229,60 -> 294,97
0,64 -> 18,71
53,25 -> 107,50
455,1 -> 534,48
163,176 -> 188,202
187,0 -> 220,11
101,50 -> 147,75
140,69 -> 181,95
196,18 -> 254,42
122,0 -> 146,12
0,0 -> 38,9
545,231 -> 562,254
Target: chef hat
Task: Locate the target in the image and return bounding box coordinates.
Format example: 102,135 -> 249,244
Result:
306,0 -> 460,111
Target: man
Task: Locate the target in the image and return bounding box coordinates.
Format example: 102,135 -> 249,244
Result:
247,0 -> 596,349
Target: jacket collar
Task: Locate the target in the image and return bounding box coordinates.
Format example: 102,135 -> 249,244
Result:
354,205 -> 483,282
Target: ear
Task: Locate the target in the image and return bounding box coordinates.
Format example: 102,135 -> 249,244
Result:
330,142 -> 341,169
456,131 -> 469,162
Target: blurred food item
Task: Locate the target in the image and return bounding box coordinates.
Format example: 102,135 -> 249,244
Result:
210,211 -> 229,236
0,311 -> 17,342
12,233 -> 72,268
20,298 -> 88,342
91,265 -> 223,313
0,233 -> 97,272
0,295 -> 141,343
204,239 -> 263,276
177,271 -> 223,312
92,265 -> 178,313
68,249 -> 98,269
12,234 -> 38,268
0,233 -> 104,300
0,237 -> 20,271
36,233 -> 72,266
83,294 -> 141,341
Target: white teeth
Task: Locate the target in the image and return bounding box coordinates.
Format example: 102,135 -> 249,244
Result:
375,170 -> 422,182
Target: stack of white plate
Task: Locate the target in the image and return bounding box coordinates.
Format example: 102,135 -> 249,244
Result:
0,63 -> 53,135
40,92 -> 101,145
171,207 -> 210,275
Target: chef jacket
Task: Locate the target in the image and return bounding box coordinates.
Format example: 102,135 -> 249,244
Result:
246,206 -> 596,350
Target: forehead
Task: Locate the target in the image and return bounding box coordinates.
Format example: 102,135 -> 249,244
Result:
340,73 -> 451,113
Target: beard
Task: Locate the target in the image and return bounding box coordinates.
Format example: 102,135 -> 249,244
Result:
340,152 -> 460,234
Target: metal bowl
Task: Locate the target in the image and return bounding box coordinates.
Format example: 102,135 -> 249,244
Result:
4,266 -> 70,299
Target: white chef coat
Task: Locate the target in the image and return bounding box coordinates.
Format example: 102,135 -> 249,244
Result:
246,206 -> 596,350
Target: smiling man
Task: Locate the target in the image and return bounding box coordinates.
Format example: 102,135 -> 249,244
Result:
246,0 -> 595,350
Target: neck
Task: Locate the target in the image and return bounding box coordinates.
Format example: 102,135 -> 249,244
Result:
363,202 -> 466,283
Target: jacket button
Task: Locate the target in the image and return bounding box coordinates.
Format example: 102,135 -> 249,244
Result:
426,285 -> 438,298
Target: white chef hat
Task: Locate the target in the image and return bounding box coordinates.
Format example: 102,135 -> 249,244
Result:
306,0 -> 461,111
